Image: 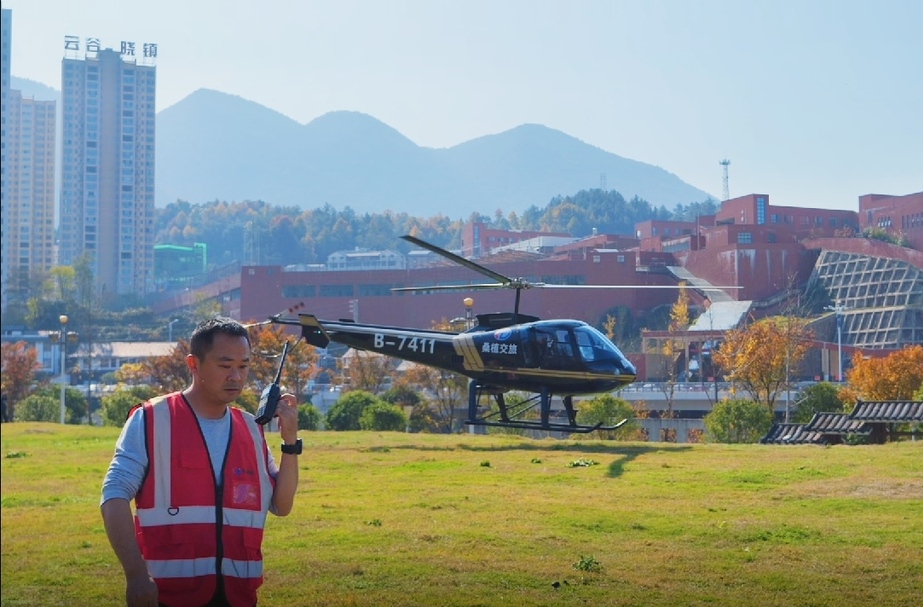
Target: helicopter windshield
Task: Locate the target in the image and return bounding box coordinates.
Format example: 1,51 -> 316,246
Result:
573,325 -> 635,373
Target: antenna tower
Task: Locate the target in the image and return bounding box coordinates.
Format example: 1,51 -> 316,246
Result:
244,221 -> 261,265
719,159 -> 731,201
600,173 -> 607,191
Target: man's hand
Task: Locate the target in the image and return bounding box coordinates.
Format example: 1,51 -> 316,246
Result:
275,393 -> 299,445
125,570 -> 158,607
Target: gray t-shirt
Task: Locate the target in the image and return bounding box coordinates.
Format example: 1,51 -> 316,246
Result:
100,401 -> 279,508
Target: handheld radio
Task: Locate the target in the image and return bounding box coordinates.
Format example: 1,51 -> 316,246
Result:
254,340 -> 290,425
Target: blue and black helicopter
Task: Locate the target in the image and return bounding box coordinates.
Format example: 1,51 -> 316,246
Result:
265,235 -> 731,434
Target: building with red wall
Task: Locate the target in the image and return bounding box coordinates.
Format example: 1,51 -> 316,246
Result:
858,192 -> 923,250
461,222 -> 569,258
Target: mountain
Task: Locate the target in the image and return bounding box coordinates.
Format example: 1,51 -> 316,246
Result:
7,80 -> 715,217
10,77 -> 59,102
157,89 -> 714,216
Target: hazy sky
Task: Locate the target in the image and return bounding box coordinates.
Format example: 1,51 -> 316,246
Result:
6,0 -> 922,211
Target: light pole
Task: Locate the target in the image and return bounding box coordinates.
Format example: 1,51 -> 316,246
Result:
168,318 -> 179,342
58,315 -> 68,424
464,297 -> 474,330
824,301 -> 849,381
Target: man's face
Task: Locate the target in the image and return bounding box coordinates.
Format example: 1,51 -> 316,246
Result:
192,332 -> 251,405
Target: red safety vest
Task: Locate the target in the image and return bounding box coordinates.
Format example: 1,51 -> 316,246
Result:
133,393 -> 275,607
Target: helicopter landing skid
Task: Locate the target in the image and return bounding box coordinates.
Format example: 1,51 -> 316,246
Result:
465,417 -> 628,435
466,380 -> 629,434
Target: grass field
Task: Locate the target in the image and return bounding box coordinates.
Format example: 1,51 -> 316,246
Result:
2,423 -> 921,607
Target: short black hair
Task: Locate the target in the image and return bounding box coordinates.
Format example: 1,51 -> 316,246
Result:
189,316 -> 250,360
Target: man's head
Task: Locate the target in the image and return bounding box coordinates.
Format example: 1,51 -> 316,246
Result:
186,317 -> 252,409
189,316 -> 250,360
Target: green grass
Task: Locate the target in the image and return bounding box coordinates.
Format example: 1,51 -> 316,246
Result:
2,423 -> 922,606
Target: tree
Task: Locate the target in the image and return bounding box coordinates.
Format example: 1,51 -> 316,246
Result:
381,383 -> 434,432
704,398 -> 773,443
337,349 -> 395,394
840,345 -> 923,402
297,402 -> 322,430
100,386 -> 156,427
576,394 -> 638,440
714,315 -> 812,410
791,382 -> 846,423
403,363 -> 468,433
1,341 -> 42,419
247,324 -> 318,402
655,283 -> 691,416
359,402 -> 407,431
117,340 -> 191,394
326,390 -> 382,431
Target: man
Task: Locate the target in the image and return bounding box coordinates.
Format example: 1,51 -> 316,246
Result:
101,317 -> 301,607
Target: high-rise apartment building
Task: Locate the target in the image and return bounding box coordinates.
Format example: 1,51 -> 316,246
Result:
60,41 -> 156,299
2,8 -> 13,309
1,8 -> 58,310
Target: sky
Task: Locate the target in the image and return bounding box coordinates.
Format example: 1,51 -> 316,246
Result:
6,0 -> 922,211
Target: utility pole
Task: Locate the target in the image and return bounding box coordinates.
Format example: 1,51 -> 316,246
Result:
59,315 -> 68,424
824,300 -> 849,381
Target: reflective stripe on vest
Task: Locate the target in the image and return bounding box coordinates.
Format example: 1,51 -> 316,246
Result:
146,556 -> 263,580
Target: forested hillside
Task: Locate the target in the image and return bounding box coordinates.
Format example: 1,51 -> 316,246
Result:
156,189 -> 718,268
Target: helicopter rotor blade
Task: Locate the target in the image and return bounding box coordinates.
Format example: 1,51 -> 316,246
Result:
391,282 -> 516,293
534,284 -> 740,291
401,235 -> 511,285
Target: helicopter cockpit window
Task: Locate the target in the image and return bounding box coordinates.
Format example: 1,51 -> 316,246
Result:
573,325 -> 627,365
574,328 -> 598,361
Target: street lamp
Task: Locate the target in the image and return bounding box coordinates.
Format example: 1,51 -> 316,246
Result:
168,318 -> 179,342
464,298 -> 474,330
824,300 -> 849,381
58,315 -> 68,424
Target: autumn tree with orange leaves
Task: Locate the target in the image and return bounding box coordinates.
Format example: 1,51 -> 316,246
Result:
839,345 -> 923,403
714,315 -> 813,410
247,323 -> 318,404
1,341 -> 43,419
337,350 -> 396,394
115,340 -> 191,394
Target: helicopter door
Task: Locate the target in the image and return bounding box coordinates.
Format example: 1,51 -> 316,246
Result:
528,327 -> 580,370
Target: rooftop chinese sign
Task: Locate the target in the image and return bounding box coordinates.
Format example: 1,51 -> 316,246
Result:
64,36 -> 157,65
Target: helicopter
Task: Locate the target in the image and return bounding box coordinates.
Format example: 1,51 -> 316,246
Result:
263,235 -> 736,434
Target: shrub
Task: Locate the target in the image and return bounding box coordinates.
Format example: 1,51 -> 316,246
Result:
297,402 -> 322,430
22,385 -> 88,424
576,394 -> 638,440
325,390 -> 381,431
704,398 -> 773,443
100,386 -> 155,427
359,402 -> 407,431
13,395 -> 60,423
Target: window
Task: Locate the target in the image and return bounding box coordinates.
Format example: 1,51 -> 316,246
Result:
737,232 -> 752,244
